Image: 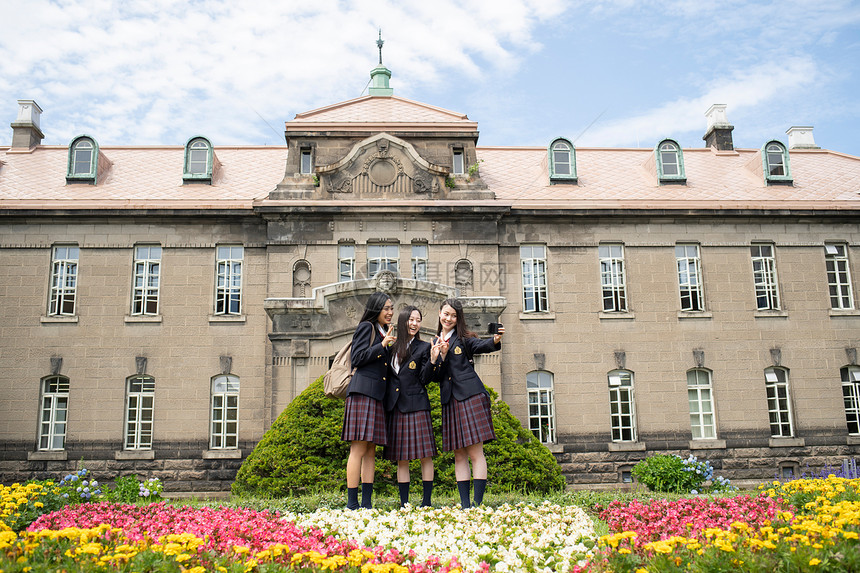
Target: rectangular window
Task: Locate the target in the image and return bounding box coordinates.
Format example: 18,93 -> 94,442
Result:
367,244 -> 399,277
825,244 -> 854,309
132,245 -> 161,316
48,246 -> 79,317
215,245 -> 243,315
687,370 -> 716,439
125,375 -> 155,450
676,244 -> 704,311
411,243 -> 428,280
521,245 -> 548,313
765,368 -> 793,437
338,244 -> 355,282
751,244 -> 780,310
599,244 -> 627,312
39,376 -> 69,450
211,375 -> 240,449
300,148 -> 312,175
527,371 -> 556,443
608,371 -> 637,441
842,366 -> 860,435
452,149 -> 464,174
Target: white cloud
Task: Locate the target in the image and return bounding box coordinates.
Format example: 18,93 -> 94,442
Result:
0,0 -> 566,145
578,57 -> 818,148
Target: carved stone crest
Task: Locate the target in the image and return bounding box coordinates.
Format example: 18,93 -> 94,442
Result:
374,270 -> 397,294
376,138 -> 390,156
329,176 -> 353,193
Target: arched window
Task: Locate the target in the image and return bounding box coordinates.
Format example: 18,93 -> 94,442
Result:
656,139 -> 685,183
765,367 -> 793,437
687,369 -> 716,439
211,374 -> 239,449
608,370 -> 637,442
125,375 -> 155,450
527,371 -> 556,443
39,375 -> 70,451
183,136 -> 213,182
293,259 -> 311,297
762,140 -> 792,183
548,138 -> 577,182
842,366 -> 860,435
66,135 -> 98,183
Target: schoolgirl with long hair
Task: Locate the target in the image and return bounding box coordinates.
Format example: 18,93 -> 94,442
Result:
342,291 -> 395,509
383,305 -> 441,507
433,297 -> 504,508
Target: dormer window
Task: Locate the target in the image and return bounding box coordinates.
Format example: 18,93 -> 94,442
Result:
300,148 -> 313,175
656,139 -> 686,183
763,140 -> 792,184
183,136 -> 213,183
548,138 -> 577,183
66,136 -> 98,184
452,148 -> 465,175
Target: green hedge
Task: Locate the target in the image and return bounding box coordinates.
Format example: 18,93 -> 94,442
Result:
232,376 -> 564,497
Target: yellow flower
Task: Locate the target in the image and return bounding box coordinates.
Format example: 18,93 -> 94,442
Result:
809,558 -> 822,566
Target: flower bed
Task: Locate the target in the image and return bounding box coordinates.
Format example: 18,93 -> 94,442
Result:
583,476 -> 860,572
3,501 -> 594,573
281,502 -> 595,573
598,494 -> 787,547
5,475 -> 860,572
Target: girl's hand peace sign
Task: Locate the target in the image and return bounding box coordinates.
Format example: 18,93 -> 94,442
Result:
430,336 -> 449,363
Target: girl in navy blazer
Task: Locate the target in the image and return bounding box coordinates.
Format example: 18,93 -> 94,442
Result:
383,306 -> 441,507
434,298 -> 504,508
342,292 -> 395,510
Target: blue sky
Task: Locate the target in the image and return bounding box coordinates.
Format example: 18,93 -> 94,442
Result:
2,0 -> 859,156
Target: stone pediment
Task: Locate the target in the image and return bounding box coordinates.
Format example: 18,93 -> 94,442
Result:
317,133 -> 448,197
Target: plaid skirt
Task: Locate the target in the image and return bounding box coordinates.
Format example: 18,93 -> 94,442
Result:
342,394 -> 388,445
442,392 -> 496,451
383,409 -> 438,461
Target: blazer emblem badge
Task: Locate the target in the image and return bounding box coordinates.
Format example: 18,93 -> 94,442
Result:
408,361 -> 417,370
454,346 -> 462,355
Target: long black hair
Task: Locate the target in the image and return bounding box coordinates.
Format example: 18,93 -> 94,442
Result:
392,305 -> 422,366
358,292 -> 392,325
436,297 -> 476,339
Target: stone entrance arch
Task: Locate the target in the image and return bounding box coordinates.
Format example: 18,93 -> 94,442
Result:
264,274 -> 506,420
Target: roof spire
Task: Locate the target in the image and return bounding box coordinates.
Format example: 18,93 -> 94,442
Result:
369,30 -> 393,97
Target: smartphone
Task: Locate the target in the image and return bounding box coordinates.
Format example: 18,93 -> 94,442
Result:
487,322 -> 503,334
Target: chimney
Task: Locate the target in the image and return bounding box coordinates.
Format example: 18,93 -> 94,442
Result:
703,104 -> 734,151
786,126 -> 818,149
11,99 -> 44,149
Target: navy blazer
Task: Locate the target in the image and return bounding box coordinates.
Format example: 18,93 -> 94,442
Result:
347,321 -> 389,401
384,339 -> 441,413
438,332 -> 501,404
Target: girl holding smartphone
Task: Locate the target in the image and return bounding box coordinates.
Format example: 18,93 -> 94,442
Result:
434,298 -> 503,508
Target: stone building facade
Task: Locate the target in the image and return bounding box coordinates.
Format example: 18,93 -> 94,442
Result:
1,66 -> 860,492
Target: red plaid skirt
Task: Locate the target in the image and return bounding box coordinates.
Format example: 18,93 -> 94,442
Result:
442,392 -> 495,451
342,394 -> 387,445
383,409 -> 437,461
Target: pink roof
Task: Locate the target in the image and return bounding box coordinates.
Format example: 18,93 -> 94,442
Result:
2,133 -> 859,213
0,145 -> 288,210
478,146 -> 860,210
286,95 -> 477,132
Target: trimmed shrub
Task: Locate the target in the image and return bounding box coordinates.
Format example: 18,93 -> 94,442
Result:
232,375 -> 565,497
632,453 -> 735,494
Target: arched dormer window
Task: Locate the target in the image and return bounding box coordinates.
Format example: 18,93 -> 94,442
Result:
548,137 -> 577,183
762,140 -> 792,184
656,139 -> 686,183
183,136 -> 213,182
66,135 -> 98,184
